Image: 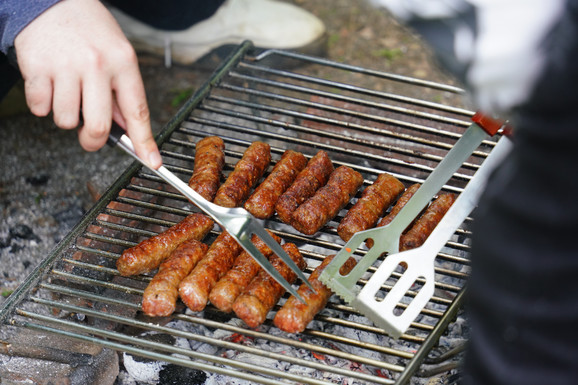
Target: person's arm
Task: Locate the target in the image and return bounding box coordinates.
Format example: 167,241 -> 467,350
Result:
11,0 -> 162,168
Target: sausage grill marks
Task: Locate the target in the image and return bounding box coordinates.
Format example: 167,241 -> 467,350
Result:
233,243 -> 306,329
178,231 -> 243,312
244,150 -> 308,219
142,240 -> 208,317
209,231 -> 282,313
291,166 -> 364,235
337,173 -> 405,242
116,213 -> 214,276
400,193 -> 457,251
274,255 -> 357,334
188,136 -> 225,202
214,141 -> 271,208
275,150 -> 334,224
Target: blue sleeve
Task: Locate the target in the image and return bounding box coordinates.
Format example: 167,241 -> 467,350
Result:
0,0 -> 62,54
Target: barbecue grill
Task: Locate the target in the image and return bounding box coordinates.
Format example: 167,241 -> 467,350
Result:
0,41 -> 497,384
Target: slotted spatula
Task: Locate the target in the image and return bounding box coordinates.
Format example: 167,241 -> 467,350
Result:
319,113 -> 505,305
351,136 -> 512,338
108,124 -> 314,303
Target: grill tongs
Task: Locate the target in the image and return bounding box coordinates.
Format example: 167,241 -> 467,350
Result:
108,125 -> 314,303
319,113 -> 510,337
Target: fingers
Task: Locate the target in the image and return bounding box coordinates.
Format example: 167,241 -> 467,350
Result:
52,73 -> 81,130
24,75 -> 52,117
113,52 -> 162,169
78,73 -> 113,152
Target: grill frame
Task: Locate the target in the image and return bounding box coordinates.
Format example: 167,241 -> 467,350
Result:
0,41 -> 490,384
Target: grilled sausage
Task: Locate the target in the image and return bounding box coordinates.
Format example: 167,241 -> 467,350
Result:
117,213 -> 214,276
232,243 -> 306,329
337,173 -> 405,242
188,136 -> 225,202
273,254 -> 356,334
291,166 -> 364,235
142,240 -> 208,317
214,142 -> 271,208
400,193 -> 457,251
178,231 -> 243,312
275,150 -> 334,224
366,183 -> 421,248
209,231 -> 282,312
244,150 -> 308,219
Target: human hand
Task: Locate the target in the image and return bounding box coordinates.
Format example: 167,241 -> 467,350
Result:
14,0 -> 162,168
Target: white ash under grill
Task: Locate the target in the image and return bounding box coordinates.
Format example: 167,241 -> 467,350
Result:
0,43 -> 491,384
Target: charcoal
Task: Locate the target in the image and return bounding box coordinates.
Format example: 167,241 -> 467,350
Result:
158,364 -> 206,385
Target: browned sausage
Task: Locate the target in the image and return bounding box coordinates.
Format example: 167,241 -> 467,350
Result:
400,193 -> 457,251
337,173 -> 405,242
366,183 -> 421,248
188,136 -> 225,202
178,231 -> 243,312
213,142 -> 271,208
275,150 -> 334,224
209,231 -> 282,312
142,240 -> 208,317
244,150 -> 308,219
291,166 -> 364,235
232,243 -> 306,329
117,213 -> 214,276
273,254 -> 356,333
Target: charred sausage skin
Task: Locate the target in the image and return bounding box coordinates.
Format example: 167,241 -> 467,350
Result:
214,142 -> 271,208
365,183 -> 421,249
142,240 -> 208,317
275,150 -> 334,224
232,243 -> 306,329
178,231 -> 243,312
188,136 -> 225,202
244,150 -> 308,219
273,254 -> 356,333
209,231 -> 282,312
291,166 -> 364,235
337,173 -> 405,242
400,193 -> 457,251
116,213 -> 214,276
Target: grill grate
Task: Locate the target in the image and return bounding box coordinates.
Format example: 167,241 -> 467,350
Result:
0,42 -> 496,384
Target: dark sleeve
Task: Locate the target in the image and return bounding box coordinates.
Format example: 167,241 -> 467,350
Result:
0,0 -> 62,54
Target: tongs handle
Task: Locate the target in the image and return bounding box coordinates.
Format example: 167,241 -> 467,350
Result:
108,124 -> 313,303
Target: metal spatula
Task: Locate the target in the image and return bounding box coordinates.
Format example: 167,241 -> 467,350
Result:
351,136 -> 512,338
319,113 -> 505,305
108,124 -> 314,303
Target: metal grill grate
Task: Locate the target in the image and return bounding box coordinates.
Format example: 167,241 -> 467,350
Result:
0,42 -> 496,384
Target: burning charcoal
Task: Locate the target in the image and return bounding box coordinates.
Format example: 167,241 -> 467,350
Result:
25,173 -> 50,186
9,224 -> 35,240
158,364 -> 206,385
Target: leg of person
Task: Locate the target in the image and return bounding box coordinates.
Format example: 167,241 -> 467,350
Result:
106,0 -> 326,65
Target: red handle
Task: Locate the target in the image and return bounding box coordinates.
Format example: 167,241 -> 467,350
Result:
471,111 -> 509,136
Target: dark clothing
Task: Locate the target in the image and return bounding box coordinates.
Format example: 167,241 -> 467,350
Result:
107,0 -> 225,31
463,3 -> 578,383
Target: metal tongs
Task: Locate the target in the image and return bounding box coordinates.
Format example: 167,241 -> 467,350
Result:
319,113 -> 510,337
108,124 -> 314,303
